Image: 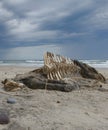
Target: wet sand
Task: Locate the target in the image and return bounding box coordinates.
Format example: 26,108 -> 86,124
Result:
0,66 -> 108,130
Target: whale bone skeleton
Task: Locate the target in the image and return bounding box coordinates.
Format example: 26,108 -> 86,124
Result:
2,52 -> 106,92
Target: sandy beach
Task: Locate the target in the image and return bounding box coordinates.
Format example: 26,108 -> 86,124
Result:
0,66 -> 108,130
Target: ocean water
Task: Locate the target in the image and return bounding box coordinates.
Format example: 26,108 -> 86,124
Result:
0,60 -> 44,67
0,60 -> 108,68
81,60 -> 108,68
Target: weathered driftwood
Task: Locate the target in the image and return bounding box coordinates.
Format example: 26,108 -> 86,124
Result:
2,52 -> 106,92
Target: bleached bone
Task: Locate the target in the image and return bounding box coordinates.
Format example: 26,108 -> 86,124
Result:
2,79 -> 24,91
44,52 -> 81,80
43,52 -> 105,83
2,52 -> 106,92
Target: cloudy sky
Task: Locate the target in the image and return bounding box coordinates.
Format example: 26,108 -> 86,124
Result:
0,0 -> 108,60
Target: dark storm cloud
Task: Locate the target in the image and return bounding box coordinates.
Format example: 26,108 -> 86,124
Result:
0,0 -> 108,59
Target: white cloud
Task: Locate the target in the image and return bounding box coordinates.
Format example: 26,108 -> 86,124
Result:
80,2 -> 108,31
6,19 -> 38,33
61,32 -> 88,38
0,2 -> 13,22
26,0 -> 93,23
1,0 -> 108,60
92,7 -> 108,29
1,0 -> 94,41
3,0 -> 28,5
6,18 -> 59,40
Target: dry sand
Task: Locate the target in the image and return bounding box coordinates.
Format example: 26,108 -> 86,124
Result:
0,66 -> 108,130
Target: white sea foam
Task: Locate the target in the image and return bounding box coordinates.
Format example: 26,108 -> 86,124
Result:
0,60 -> 44,67
26,60 -> 37,63
81,60 -> 108,68
0,60 -> 107,68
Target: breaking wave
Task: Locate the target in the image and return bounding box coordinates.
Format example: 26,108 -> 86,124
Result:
81,60 -> 108,68
0,59 -> 108,68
